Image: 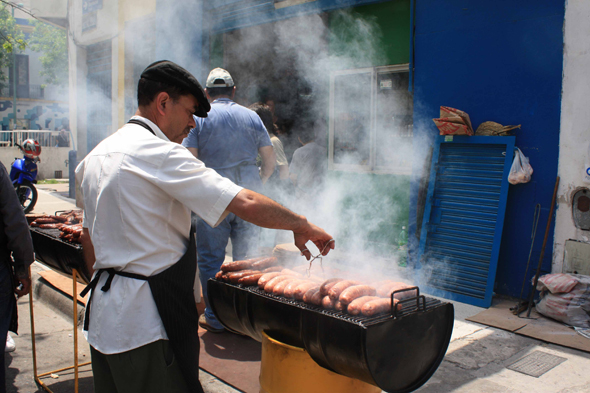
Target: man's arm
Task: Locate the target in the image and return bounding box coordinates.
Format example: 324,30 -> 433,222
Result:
226,189 -> 334,259
187,147 -> 199,159
278,165 -> 289,180
80,227 -> 95,277
258,145 -> 276,185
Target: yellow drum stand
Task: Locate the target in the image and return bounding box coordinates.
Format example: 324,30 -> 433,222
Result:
259,331 -> 381,393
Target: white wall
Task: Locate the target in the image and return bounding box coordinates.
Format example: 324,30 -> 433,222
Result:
554,0 -> 590,271
0,147 -> 70,180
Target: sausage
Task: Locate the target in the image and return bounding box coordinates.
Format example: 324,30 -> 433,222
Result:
302,287 -> 320,304
377,282 -> 417,300
39,223 -> 65,229
319,278 -> 343,296
264,275 -> 293,293
294,282 -> 320,301
215,271 -> 224,280
49,215 -> 69,223
280,269 -> 303,277
220,257 -> 266,272
283,280 -> 308,298
328,280 -> 360,300
310,290 -> 324,306
335,300 -> 345,311
273,278 -> 302,297
262,266 -> 283,273
227,270 -> 259,283
61,225 -> 83,234
321,296 -> 335,309
339,285 -> 377,305
258,272 -> 282,288
361,298 -> 401,317
347,296 -> 380,316
251,257 -> 278,270
34,217 -> 59,224
238,273 -> 265,286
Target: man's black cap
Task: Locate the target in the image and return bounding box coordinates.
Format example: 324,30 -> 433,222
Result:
140,60 -> 210,118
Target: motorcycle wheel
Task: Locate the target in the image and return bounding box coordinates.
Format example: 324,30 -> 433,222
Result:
15,180 -> 38,214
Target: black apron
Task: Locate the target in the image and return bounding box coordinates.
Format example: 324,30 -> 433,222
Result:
81,119 -> 204,392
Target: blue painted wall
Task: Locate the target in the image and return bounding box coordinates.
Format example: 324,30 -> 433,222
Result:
409,0 -> 565,298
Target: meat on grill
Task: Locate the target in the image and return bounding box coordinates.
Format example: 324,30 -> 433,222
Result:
328,280 -> 360,300
319,278 -> 343,296
339,285 -> 377,305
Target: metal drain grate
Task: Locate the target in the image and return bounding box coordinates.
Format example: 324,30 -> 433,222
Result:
507,351 -> 567,377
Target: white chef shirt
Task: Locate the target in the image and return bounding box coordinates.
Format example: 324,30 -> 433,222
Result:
76,116 -> 243,354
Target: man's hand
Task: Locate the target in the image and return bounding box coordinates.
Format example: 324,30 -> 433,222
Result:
15,275 -> 31,297
293,220 -> 335,260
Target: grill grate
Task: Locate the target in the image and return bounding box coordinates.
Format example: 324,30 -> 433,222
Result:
30,227 -> 82,250
222,280 -> 443,326
507,351 -> 567,377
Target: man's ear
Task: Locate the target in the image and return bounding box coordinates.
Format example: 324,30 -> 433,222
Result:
155,92 -> 170,116
205,88 -> 212,101
231,86 -> 236,100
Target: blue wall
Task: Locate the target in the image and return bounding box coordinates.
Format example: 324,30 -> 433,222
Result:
409,0 -> 565,298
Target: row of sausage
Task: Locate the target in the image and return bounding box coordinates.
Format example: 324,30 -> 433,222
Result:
215,256 -> 417,318
27,210 -> 84,243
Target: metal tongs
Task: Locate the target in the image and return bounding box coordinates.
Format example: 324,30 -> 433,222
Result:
303,239 -> 335,277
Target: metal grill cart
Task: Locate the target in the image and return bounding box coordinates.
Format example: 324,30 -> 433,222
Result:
208,278 -> 454,393
29,226 -> 92,393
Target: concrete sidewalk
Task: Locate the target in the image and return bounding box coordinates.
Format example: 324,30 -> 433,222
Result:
14,184 -> 590,393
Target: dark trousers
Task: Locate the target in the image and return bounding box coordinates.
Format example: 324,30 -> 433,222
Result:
0,262 -> 13,393
90,340 -> 190,393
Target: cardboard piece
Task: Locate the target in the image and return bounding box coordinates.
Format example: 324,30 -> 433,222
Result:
433,106 -> 474,136
38,270 -> 89,305
466,299 -> 590,353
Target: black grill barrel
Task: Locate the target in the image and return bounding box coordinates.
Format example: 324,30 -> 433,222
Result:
208,278 -> 454,393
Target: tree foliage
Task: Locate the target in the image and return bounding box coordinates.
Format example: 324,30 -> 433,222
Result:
29,20 -> 68,87
0,4 -> 26,87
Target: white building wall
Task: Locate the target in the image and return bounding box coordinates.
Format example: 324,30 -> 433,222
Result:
554,0 -> 590,271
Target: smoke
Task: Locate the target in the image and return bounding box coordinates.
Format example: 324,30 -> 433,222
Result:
68,1 -> 439,286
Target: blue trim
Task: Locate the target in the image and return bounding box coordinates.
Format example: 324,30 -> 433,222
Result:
408,0 -> 414,92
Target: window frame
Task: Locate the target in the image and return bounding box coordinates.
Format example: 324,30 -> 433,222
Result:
328,63 -> 412,175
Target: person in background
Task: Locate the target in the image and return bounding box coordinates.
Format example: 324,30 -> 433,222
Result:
249,102 -> 289,183
56,118 -> 70,147
250,102 -> 292,249
289,123 -> 328,205
182,68 -> 276,333
0,161 -> 34,393
77,60 -> 334,393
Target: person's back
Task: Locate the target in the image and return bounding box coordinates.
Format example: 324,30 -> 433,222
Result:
190,99 -> 269,190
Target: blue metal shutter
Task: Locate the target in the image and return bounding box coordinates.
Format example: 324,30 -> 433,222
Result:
416,136 -> 515,307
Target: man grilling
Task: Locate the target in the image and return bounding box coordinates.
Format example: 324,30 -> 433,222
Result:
76,60 -> 334,393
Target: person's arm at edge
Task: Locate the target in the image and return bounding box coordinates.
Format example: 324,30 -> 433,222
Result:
258,145 -> 276,185
80,228 -> 95,277
278,165 -> 289,180
0,163 -> 33,297
226,189 -> 334,259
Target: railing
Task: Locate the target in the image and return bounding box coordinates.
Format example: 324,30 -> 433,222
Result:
0,130 -> 71,148
0,84 -> 46,99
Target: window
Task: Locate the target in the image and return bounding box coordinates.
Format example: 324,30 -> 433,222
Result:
329,64 -> 413,174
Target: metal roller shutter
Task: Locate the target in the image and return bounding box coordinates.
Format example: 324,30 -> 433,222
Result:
417,135 -> 515,307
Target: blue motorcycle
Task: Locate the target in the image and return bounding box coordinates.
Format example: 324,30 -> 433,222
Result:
10,141 -> 41,213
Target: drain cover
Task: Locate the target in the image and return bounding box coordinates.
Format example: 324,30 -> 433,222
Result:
507,351 -> 567,377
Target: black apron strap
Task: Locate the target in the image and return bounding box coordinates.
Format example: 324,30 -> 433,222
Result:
146,226 -> 203,392
127,119 -> 156,136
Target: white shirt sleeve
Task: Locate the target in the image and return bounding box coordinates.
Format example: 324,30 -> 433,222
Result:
155,145 -> 243,228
